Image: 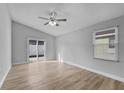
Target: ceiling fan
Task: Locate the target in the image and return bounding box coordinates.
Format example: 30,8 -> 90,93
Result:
38,11 -> 67,26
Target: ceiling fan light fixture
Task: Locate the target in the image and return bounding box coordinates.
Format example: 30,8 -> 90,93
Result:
38,11 -> 67,26
49,21 -> 56,26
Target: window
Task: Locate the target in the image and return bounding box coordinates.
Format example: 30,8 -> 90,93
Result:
93,27 -> 118,61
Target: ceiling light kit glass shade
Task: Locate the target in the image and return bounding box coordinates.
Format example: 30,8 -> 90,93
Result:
49,21 -> 56,26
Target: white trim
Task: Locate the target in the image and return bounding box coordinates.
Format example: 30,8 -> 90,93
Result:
64,60 -> 124,83
0,65 -> 11,88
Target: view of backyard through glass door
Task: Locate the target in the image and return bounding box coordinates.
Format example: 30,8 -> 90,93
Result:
28,38 -> 46,62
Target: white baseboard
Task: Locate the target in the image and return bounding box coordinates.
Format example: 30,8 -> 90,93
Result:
0,65 -> 11,89
64,60 -> 124,83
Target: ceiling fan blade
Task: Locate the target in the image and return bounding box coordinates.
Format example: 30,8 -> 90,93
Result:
38,16 -> 49,20
56,19 -> 67,21
44,22 -> 49,25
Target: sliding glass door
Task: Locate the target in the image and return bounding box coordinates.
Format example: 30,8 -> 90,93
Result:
28,38 -> 46,62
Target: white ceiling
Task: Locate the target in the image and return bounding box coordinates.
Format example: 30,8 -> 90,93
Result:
8,3 -> 124,36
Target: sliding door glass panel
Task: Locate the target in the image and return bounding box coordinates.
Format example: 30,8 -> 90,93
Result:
29,40 -> 37,62
38,41 -> 45,61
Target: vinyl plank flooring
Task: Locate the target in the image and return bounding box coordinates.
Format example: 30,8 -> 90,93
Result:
1,61 -> 124,90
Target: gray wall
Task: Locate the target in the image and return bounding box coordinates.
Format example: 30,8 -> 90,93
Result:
0,4 -> 11,87
56,15 -> 124,79
12,21 -> 56,64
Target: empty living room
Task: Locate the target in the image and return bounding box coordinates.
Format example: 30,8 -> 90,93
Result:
1,0 -> 124,92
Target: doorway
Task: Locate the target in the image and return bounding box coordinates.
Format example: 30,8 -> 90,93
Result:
27,38 -> 46,62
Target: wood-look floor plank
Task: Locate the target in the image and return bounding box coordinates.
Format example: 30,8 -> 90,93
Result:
1,61 -> 124,90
